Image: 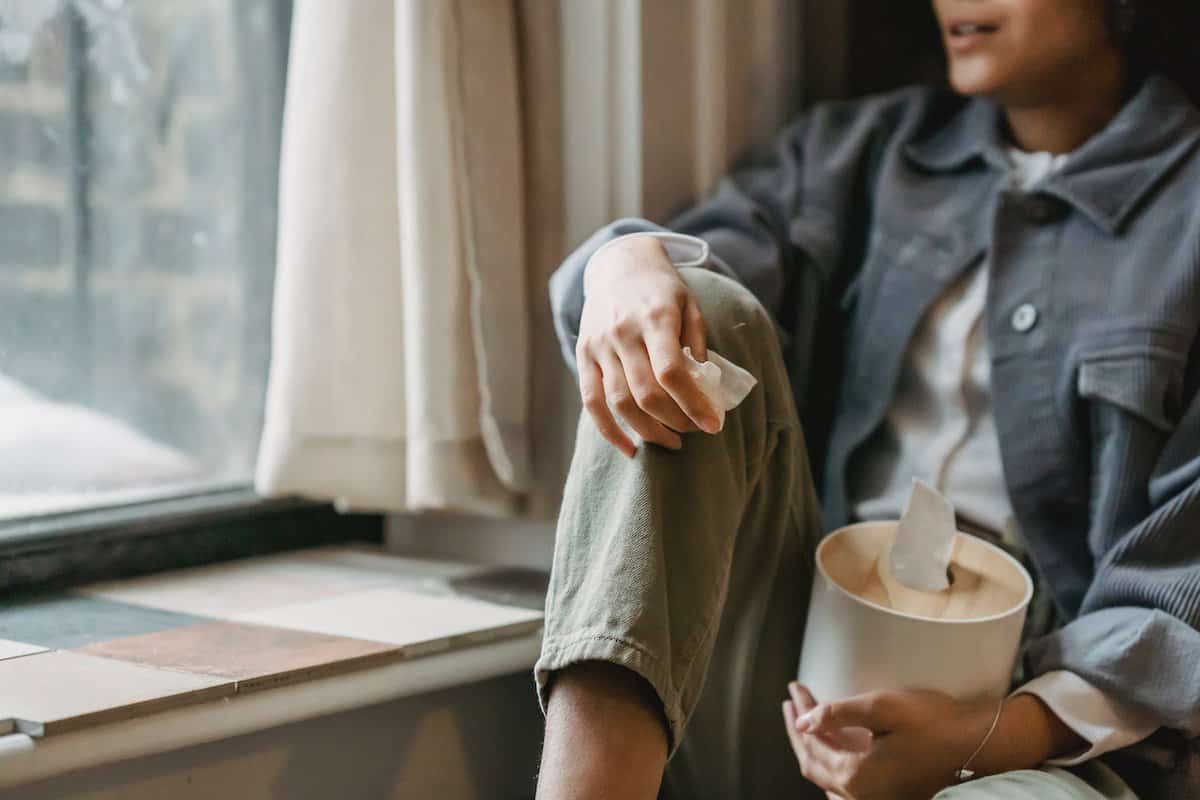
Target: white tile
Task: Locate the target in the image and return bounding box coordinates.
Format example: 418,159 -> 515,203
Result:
78,559 -> 362,618
232,588 -> 542,651
260,546 -> 487,585
79,547 -> 486,619
0,639 -> 47,662
0,651 -> 232,736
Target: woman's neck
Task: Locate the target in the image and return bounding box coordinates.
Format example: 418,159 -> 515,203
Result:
1001,61 -> 1128,155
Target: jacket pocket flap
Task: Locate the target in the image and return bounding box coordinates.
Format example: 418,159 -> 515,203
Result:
1078,352 -> 1184,433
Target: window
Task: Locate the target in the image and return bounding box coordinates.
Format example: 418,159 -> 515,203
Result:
0,0 -> 290,523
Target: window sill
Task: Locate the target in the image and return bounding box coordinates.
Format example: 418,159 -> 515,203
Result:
0,545 -> 546,789
0,631 -> 541,790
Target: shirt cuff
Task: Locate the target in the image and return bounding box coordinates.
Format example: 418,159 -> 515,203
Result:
1011,670 -> 1159,766
585,231 -> 710,282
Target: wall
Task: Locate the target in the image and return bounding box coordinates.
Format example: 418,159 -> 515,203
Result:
11,672 -> 544,800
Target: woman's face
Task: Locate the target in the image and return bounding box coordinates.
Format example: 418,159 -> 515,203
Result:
930,0 -> 1120,104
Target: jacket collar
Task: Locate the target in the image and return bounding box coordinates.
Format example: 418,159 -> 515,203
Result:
905,75 -> 1200,234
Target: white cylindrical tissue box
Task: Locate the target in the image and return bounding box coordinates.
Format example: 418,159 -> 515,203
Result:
797,521 -> 1033,705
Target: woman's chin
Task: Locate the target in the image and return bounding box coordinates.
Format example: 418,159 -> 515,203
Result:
946,61 -> 1007,98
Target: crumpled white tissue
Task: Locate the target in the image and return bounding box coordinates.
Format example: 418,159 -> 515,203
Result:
890,479 -> 957,592
682,346 -> 757,431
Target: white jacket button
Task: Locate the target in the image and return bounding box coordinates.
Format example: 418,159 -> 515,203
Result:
1011,303 -> 1039,333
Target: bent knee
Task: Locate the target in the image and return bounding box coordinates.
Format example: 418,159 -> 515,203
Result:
677,267 -> 774,354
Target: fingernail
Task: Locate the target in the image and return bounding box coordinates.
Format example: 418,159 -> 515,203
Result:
795,712 -> 814,732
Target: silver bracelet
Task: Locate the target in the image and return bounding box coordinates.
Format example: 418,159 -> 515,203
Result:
954,699 -> 1005,782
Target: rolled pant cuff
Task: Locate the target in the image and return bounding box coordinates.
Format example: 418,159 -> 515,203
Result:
534,630 -> 685,756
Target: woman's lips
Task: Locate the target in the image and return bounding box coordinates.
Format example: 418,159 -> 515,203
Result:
945,21 -> 1001,53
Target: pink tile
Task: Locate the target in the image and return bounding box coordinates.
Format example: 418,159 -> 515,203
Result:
78,621 -> 400,692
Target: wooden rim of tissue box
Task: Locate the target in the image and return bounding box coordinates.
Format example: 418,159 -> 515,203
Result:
817,522 -> 1033,622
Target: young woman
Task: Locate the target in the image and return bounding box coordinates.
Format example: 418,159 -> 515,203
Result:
534,1 -> 1200,798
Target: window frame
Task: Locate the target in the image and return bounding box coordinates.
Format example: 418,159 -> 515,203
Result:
0,488 -> 382,596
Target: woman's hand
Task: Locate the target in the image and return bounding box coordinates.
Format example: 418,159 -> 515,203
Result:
576,234 -> 722,457
782,681 -> 1086,799
781,683 -> 995,800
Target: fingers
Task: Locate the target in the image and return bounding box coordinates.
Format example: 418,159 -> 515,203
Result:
680,293 -> 708,362
789,683 -> 874,753
578,359 -> 636,458
789,681 -> 818,714
644,326 -> 721,434
611,339 -> 696,433
598,352 -> 683,451
783,697 -> 800,733
797,691 -> 906,737
783,700 -> 856,794
578,264 -> 719,436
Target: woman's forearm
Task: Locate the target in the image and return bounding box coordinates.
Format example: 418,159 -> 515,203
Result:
969,693 -> 1086,776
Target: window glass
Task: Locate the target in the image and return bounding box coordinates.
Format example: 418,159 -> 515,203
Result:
0,0 -> 290,521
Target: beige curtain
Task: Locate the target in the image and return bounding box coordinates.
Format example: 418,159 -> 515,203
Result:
256,0 -> 549,516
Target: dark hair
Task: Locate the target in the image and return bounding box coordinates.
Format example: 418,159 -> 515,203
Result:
1113,0 -> 1200,106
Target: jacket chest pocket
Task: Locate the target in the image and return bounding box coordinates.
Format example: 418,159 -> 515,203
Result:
1077,345 -> 1187,434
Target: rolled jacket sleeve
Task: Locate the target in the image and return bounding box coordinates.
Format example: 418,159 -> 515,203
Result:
1012,670 -> 1159,765
1024,386 -> 1200,738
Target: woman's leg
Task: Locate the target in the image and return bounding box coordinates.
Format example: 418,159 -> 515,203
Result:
535,268 -> 825,800
933,763 -> 1138,800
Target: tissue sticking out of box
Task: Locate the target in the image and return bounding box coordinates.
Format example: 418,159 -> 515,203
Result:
682,346 -> 756,432
890,479 -> 957,592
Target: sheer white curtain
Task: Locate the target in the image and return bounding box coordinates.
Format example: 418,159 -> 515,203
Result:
255,0 -> 532,516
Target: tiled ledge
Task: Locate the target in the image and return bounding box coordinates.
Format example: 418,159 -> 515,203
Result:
0,546 -> 545,788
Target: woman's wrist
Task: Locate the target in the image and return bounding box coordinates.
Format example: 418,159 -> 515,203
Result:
967,693 -> 1086,777
584,234 -> 668,294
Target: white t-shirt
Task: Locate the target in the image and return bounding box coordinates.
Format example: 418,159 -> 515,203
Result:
849,148 -> 1067,544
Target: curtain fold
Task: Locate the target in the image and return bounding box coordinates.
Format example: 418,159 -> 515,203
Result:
255,0 -> 531,516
